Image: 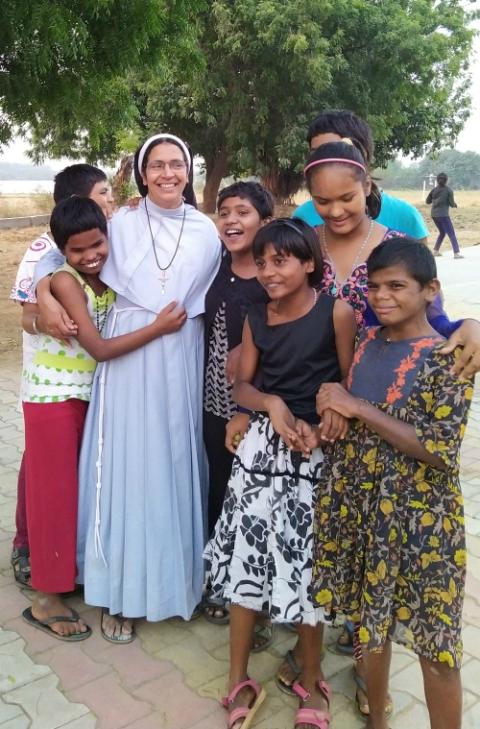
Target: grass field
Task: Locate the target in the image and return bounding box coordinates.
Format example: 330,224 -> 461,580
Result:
382,189 -> 479,247
294,188 -> 480,247
0,193 -> 52,217
1,189 -> 478,358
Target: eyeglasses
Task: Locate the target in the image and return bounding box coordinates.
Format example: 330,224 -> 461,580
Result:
146,160 -> 186,171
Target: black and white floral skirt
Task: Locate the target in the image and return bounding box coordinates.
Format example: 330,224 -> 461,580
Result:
204,413 -> 328,625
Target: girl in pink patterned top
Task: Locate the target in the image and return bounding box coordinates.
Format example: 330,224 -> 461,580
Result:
304,141 -> 456,339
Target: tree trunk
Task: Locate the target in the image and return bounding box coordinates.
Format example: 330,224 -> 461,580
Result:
261,166 -> 303,207
202,147 -> 228,213
111,153 -> 134,205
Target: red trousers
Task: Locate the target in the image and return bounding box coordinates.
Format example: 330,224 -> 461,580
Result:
23,399 -> 88,593
13,453 -> 28,550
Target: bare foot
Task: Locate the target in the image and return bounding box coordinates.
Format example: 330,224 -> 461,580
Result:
101,610 -> 134,642
32,593 -> 88,637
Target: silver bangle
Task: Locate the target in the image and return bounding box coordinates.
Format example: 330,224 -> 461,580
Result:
32,315 -> 40,335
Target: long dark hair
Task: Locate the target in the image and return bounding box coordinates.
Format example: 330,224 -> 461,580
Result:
304,141 -> 382,220
133,137 -> 197,208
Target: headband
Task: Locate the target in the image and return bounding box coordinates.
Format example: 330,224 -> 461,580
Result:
137,133 -> 191,174
304,157 -> 366,175
269,219 -> 305,236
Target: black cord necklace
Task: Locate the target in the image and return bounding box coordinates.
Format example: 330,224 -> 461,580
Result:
79,273 -> 109,333
145,198 -> 186,294
94,297 -> 108,333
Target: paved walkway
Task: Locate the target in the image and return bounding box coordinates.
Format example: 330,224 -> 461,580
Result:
0,248 -> 479,729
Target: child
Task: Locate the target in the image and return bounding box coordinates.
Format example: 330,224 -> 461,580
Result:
426,172 -> 463,259
203,182 -> 274,652
9,163 -> 112,590
204,218 -> 356,729
204,181 -> 274,536
293,109 -> 429,244
203,182 -> 273,629
22,196 -> 186,641
313,238 -> 473,729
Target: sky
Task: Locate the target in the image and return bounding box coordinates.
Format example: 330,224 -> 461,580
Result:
1,20 -> 479,167
455,18 -> 480,153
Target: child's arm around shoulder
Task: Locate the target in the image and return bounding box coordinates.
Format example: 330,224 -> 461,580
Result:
51,271 -> 186,362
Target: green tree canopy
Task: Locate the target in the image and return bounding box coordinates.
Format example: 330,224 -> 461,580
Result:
0,0 -> 199,157
133,0 -> 476,209
1,1 -> 475,209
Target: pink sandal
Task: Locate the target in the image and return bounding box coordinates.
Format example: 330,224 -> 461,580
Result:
222,677 -> 266,729
292,680 -> 331,729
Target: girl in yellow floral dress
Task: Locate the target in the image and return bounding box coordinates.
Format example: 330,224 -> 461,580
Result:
312,237 -> 473,729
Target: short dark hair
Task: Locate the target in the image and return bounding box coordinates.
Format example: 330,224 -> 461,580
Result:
252,218 -> 323,287
367,237 -> 437,286
217,181 -> 274,219
50,196 -> 108,252
304,141 -> 381,219
437,172 -> 448,185
53,164 -> 107,204
133,136 -> 197,208
307,110 -> 374,165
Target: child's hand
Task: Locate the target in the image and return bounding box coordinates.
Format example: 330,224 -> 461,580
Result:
294,419 -> 320,455
225,412 -> 250,454
267,397 -> 307,451
126,196 -> 142,209
153,301 -> 187,335
318,408 -> 349,442
225,344 -> 242,385
316,382 -> 359,419
38,301 -> 78,341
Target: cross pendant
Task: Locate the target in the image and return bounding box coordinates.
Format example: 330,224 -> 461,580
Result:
159,270 -> 169,294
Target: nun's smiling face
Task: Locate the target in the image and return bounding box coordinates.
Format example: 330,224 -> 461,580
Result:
142,142 -> 188,209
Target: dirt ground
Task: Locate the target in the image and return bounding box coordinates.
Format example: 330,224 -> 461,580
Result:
1,190 -> 478,363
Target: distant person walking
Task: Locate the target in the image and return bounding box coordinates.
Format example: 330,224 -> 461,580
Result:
426,172 -> 463,258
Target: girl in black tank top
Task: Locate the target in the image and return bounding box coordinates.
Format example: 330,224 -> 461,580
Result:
204,219 -> 356,727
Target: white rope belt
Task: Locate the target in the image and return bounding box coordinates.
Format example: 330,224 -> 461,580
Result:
94,303 -> 145,564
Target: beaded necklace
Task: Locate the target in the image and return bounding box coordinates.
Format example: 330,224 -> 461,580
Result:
79,273 -> 109,333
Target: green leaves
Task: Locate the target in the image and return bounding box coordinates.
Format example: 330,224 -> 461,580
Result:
0,0 -> 199,149
0,0 -> 475,205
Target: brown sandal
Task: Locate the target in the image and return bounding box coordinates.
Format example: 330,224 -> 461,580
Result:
11,547 -> 32,590
353,669 -> 393,717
